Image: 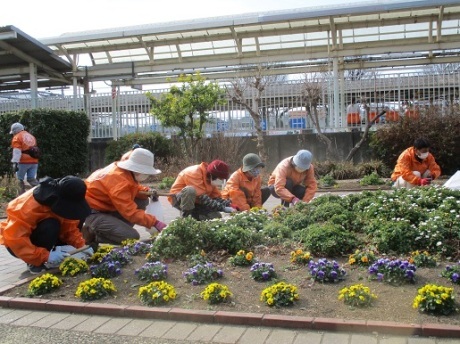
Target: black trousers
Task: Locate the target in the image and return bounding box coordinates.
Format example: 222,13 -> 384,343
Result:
267,178 -> 306,207
7,218 -> 63,258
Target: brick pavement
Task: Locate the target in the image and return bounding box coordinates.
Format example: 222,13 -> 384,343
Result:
0,194 -> 458,343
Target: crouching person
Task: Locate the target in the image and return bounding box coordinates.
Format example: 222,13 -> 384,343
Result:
169,159 -> 235,220
268,149 -> 318,207
0,176 -> 93,274
222,153 -> 270,211
83,148 -> 167,245
391,138 -> 441,189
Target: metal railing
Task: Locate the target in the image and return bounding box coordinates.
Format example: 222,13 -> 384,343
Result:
1,70 -> 458,139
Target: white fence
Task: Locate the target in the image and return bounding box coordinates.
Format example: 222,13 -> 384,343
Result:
1,71 -> 458,139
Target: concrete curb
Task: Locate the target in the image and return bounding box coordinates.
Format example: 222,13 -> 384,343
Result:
0,294 -> 459,338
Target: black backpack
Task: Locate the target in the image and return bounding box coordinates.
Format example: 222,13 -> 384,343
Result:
22,146 -> 41,159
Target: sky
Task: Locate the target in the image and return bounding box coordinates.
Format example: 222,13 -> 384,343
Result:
3,0 -> 370,39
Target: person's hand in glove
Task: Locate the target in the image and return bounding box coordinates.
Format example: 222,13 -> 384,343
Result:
223,206 -> 237,213
12,163 -> 18,172
45,247 -> 70,268
419,178 -> 431,186
149,188 -> 159,202
154,220 -> 167,232
72,247 -> 94,260
291,197 -> 302,206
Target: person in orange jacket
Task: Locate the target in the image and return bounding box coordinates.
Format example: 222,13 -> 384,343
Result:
0,176 -> 92,274
168,159 -> 234,220
9,122 -> 39,194
268,149 -> 318,207
222,153 -> 270,211
83,148 -> 166,245
391,138 -> 441,189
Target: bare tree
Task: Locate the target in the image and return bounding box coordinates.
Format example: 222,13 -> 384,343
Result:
224,65 -> 286,162
299,72 -> 339,160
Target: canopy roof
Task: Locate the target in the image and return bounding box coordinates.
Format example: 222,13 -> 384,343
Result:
2,0 -> 460,90
0,26 -> 73,91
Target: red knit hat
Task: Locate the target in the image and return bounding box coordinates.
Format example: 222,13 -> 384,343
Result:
207,160 -> 230,179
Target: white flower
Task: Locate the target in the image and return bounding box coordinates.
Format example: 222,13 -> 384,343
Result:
436,241 -> 442,246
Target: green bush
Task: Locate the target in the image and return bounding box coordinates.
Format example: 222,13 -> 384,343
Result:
104,132 -> 173,164
319,174 -> 337,187
158,176 -> 175,190
359,172 -> 385,186
295,222 -> 361,257
0,109 -> 89,178
367,219 -> 419,254
261,222 -> 292,244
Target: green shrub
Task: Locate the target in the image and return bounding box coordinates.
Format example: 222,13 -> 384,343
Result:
367,219 -> 419,254
261,222 -> 292,244
0,109 -> 89,178
319,174 -> 337,187
151,217 -> 209,259
158,176 -> 175,190
104,131 -> 173,164
359,172 -> 385,186
296,222 -> 361,257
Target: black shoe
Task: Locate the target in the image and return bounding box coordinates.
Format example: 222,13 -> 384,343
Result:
27,264 -> 48,275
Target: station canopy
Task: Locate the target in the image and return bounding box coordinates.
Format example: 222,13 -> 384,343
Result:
0,26 -> 73,92
3,0 -> 460,91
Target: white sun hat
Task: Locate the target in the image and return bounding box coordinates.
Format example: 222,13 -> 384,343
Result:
117,148 -> 161,175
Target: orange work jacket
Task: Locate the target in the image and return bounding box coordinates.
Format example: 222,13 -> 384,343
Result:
168,162 -> 221,205
221,168 -> 262,211
267,156 -> 318,203
391,147 -> 441,185
85,163 -> 156,228
0,190 -> 85,266
11,131 -> 38,164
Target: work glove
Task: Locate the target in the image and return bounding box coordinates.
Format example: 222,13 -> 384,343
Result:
149,188 -> 159,202
154,220 -> 167,232
12,163 -> 18,172
72,247 -> 94,261
291,197 -> 301,206
57,245 -> 77,253
45,247 -> 70,268
223,206 -> 237,213
419,178 -> 431,186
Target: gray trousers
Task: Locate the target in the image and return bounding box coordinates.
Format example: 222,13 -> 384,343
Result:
172,186 -> 221,221
84,198 -> 148,245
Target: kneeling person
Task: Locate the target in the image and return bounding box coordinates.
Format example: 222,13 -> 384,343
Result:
169,160 -> 233,220
84,148 -> 166,245
0,176 -> 92,274
268,149 -> 318,207
222,153 -> 270,211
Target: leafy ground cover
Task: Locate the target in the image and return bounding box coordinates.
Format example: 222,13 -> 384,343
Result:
1,182 -> 459,327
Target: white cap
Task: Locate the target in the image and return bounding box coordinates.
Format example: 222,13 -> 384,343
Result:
293,150 -> 312,170
10,122 -> 24,135
117,148 -> 161,175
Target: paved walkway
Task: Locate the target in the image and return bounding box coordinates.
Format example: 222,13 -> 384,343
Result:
0,194 -> 458,343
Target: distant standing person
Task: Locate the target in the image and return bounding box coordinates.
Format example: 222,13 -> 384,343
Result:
391,138 -> 441,189
268,149 -> 318,207
9,122 -> 39,193
222,153 -> 270,211
347,98 -> 361,127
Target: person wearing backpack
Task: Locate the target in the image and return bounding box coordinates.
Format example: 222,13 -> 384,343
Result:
9,122 -> 39,194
